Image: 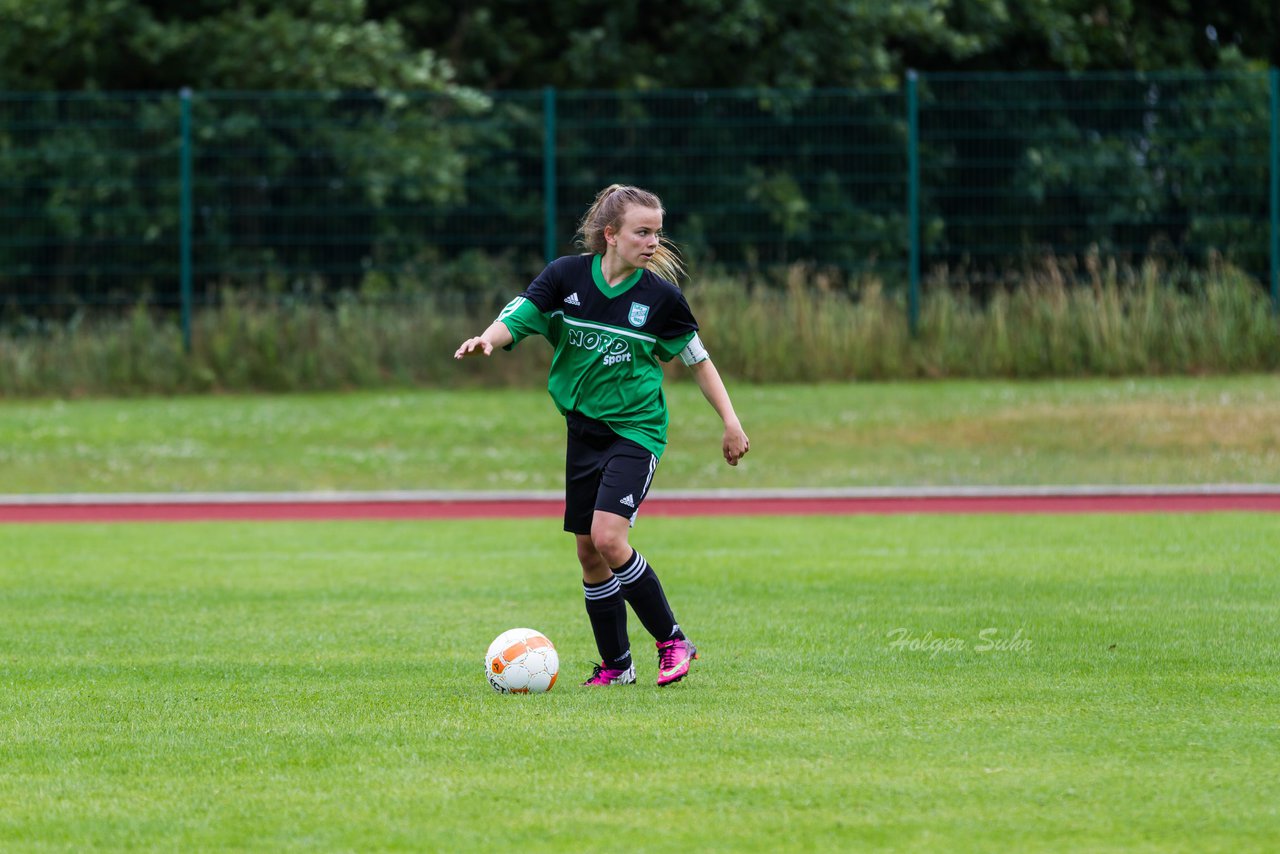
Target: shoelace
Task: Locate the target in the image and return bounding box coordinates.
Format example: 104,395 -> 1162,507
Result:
585,662 -> 617,682
658,643 -> 683,669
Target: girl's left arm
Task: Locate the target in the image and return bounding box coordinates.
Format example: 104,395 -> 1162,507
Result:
688,358 -> 750,466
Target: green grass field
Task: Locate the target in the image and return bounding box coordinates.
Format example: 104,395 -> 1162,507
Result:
3,514 -> 1278,851
2,375 -> 1278,493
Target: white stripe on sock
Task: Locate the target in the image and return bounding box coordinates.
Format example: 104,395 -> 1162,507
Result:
583,576 -> 622,600
615,551 -> 648,586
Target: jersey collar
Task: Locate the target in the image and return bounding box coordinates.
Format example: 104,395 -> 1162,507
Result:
592,254 -> 644,298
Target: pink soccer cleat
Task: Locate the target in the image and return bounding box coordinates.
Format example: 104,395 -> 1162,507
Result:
581,662 -> 636,686
655,638 -> 699,687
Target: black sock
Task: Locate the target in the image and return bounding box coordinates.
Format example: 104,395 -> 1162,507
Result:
614,550 -> 684,641
583,576 -> 631,669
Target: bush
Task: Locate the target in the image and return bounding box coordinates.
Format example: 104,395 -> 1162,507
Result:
1,264 -> 1276,397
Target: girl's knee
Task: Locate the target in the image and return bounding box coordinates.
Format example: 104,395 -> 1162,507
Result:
575,534 -> 600,564
590,525 -> 630,567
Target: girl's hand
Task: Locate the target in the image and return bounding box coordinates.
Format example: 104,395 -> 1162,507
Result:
455,322 -> 514,359
454,336 -> 494,359
723,422 -> 750,466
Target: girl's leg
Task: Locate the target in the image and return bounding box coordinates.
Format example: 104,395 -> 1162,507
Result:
577,533 -> 632,675
591,511 -> 697,686
590,511 -> 684,643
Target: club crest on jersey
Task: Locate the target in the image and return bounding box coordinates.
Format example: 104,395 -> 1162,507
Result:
627,302 -> 650,327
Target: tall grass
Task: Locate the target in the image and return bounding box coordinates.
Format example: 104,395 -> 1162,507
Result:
2,263 -> 1276,395
692,260 -> 1280,381
0,293 -> 546,396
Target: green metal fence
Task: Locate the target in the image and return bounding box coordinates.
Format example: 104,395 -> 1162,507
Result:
2,71 -> 1278,336
916,72 -> 1277,288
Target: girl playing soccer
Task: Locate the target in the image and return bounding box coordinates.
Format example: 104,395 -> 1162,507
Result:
454,184 -> 750,686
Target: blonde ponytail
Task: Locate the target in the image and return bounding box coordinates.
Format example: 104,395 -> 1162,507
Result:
575,184 -> 686,284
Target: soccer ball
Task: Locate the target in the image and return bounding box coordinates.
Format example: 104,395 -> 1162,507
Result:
485,628 -> 559,694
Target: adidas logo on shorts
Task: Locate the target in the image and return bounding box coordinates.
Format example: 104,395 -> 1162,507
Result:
564,292 -> 582,306
619,494 -> 636,508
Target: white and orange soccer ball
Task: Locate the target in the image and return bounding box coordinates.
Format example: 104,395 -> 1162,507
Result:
485,628 -> 559,694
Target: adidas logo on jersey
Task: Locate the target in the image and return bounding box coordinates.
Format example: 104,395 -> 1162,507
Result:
564,292 -> 581,306
619,494 -> 636,508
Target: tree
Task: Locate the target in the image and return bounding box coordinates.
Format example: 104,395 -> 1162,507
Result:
376,0 -> 1278,92
372,0 -> 991,90
0,0 -> 465,92
0,0 -> 491,308
905,0 -> 1279,73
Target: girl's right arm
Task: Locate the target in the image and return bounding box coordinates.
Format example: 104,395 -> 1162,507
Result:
688,358 -> 750,466
454,320 -> 514,359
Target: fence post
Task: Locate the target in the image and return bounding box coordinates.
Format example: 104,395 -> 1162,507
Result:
179,88 -> 194,353
543,86 -> 558,264
906,70 -> 921,336
1270,67 -> 1279,315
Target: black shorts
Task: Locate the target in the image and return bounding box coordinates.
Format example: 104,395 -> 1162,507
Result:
563,411 -> 658,535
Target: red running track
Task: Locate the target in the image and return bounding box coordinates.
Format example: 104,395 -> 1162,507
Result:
3,493 -> 1279,523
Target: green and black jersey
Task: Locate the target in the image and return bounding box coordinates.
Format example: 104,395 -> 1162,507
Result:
496,254 -> 700,459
